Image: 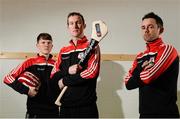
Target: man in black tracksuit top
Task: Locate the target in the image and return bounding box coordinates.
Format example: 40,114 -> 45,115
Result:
3,33 -> 59,118
124,12 -> 179,118
51,12 -> 100,118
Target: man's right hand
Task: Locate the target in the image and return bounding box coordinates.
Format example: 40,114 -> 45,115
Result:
68,64 -> 82,75
28,86 -> 38,97
142,60 -> 154,70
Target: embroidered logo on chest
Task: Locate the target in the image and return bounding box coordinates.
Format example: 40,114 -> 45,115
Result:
78,52 -> 85,60
149,57 -> 155,64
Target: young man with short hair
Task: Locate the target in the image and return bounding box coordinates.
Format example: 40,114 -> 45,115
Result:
4,33 -> 59,118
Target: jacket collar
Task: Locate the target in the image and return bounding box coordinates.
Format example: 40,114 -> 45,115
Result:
146,38 -> 164,50
37,53 -> 53,59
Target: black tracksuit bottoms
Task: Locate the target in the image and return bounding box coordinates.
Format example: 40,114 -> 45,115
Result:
59,103 -> 99,118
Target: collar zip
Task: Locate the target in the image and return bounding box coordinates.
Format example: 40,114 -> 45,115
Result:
37,54 -> 52,65
146,38 -> 163,51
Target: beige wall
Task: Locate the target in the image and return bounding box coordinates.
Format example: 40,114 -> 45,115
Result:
0,0 -> 180,118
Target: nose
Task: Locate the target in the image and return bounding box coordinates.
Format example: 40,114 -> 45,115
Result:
74,23 -> 78,29
145,27 -> 149,33
45,42 -> 49,46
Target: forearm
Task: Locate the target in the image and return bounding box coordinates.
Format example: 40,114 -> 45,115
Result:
125,67 -> 144,90
5,80 -> 29,94
49,71 -> 65,97
62,73 -> 88,86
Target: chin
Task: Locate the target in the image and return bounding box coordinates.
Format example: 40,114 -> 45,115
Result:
144,38 -> 153,42
42,52 -> 49,55
73,34 -> 80,37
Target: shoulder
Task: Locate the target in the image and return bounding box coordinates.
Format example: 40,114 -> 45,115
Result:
22,57 -> 36,65
136,52 -> 144,59
159,43 -> 178,54
48,58 -> 56,66
60,43 -> 75,55
11,57 -> 36,73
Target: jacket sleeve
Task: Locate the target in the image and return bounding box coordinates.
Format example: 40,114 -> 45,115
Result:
124,54 -> 144,90
49,49 -> 68,98
48,71 -> 62,102
50,48 -> 68,87
3,59 -> 31,94
50,48 -> 68,79
63,46 -> 101,86
50,50 -> 62,79
139,44 -> 178,84
125,44 -> 179,89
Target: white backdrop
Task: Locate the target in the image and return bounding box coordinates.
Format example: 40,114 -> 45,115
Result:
0,0 -> 180,118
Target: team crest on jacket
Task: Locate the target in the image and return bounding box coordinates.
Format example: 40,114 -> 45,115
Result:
149,57 -> 155,64
78,52 -> 85,60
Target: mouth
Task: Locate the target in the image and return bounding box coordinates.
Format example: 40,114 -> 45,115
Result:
73,29 -> 79,32
144,34 -> 151,38
44,48 -> 50,51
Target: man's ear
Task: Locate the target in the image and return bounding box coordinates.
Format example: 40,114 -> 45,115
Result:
159,27 -> 164,34
84,24 -> 86,29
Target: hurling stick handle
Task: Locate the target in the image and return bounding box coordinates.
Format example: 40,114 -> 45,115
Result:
54,40 -> 95,106
55,86 -> 68,106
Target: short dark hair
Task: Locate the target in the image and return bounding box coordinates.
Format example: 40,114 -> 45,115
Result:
142,12 -> 163,29
67,12 -> 85,25
37,33 -> 52,43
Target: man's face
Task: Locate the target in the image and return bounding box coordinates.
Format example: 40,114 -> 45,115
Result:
67,15 -> 86,38
36,39 -> 53,55
141,18 -> 161,42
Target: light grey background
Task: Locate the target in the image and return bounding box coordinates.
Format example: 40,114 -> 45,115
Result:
0,0 -> 180,118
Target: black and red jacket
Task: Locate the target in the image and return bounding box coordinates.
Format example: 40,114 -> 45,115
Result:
124,38 -> 179,116
3,54 -> 58,114
51,36 -> 101,107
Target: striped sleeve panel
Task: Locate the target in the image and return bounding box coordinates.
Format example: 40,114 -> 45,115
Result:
80,46 -> 100,79
50,50 -> 62,78
140,44 -> 178,84
3,58 -> 33,84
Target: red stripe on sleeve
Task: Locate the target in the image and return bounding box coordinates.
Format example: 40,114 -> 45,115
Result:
140,45 -> 178,84
80,46 -> 100,79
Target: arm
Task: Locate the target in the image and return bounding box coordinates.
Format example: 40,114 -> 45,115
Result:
124,56 -> 145,90
50,50 -> 62,79
51,48 -> 68,79
49,49 -> 67,100
3,59 -> 31,94
62,46 -> 101,86
50,49 -> 66,89
125,44 -> 179,89
140,45 -> 178,84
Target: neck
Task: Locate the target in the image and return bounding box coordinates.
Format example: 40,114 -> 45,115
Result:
72,34 -> 84,45
39,53 -> 49,59
146,37 -> 159,43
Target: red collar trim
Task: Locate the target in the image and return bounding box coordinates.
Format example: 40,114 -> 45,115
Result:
146,38 -> 164,49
